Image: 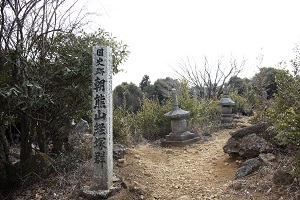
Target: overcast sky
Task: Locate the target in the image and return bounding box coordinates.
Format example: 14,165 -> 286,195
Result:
84,0 -> 300,88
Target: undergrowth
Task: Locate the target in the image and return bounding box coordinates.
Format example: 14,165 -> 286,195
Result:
113,82 -> 221,145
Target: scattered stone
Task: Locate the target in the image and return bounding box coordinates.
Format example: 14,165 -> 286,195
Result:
35,194 -> 42,200
241,109 -> 254,117
177,195 -> 191,200
230,122 -> 268,138
143,172 -> 152,177
273,169 -> 295,185
259,153 -> 276,164
224,133 -> 273,158
68,119 -> 92,159
223,137 -> 241,157
239,134 -> 273,158
72,118 -> 89,138
235,160 -> 243,164
113,143 -> 126,159
202,134 -> 213,141
229,180 -> 246,190
165,149 -> 174,154
235,158 -> 262,179
117,158 -> 125,164
120,179 -> 128,189
203,131 -> 212,137
129,182 -> 148,195
233,114 -> 240,119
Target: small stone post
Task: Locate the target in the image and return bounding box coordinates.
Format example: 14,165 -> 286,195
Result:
161,89 -> 200,147
82,46 -> 118,198
218,84 -> 235,125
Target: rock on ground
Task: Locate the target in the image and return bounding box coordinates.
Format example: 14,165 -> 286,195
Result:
235,158 -> 262,179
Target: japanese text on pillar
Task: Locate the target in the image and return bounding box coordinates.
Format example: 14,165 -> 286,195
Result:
93,48 -> 107,168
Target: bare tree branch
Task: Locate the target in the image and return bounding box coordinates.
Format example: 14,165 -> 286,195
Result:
174,55 -> 246,98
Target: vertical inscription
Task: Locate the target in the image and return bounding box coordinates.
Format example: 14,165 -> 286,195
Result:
92,46 -> 113,190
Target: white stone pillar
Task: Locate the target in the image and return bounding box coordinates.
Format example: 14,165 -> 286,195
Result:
92,46 -> 113,190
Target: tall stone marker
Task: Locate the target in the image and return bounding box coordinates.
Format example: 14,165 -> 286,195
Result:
92,46 -> 113,190
82,46 -> 115,198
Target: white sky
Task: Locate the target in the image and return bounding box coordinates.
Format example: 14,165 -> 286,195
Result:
85,0 -> 300,88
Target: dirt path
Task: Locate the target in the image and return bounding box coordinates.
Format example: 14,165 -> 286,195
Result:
6,117 -> 299,199
111,118 -> 251,200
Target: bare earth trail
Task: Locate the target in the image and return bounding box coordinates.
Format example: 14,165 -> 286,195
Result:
7,117 -> 299,199
111,118 -> 251,200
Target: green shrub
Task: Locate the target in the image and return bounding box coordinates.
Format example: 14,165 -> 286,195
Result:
245,88 -> 258,108
135,98 -> 172,140
113,106 -> 135,145
230,92 -> 248,114
178,82 -> 221,132
178,82 -> 202,123
113,81 -> 222,144
266,70 -> 300,145
196,98 -> 221,131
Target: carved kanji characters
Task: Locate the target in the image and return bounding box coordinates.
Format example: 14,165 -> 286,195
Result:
94,137 -> 106,150
94,151 -> 105,169
94,122 -> 106,136
93,77 -> 106,92
94,109 -> 106,120
94,94 -> 106,109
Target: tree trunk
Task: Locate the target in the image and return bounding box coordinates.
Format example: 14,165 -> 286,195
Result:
0,126 -> 10,164
20,114 -> 31,163
37,122 -> 47,153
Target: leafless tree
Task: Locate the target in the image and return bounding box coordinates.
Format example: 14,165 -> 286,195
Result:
174,55 -> 246,99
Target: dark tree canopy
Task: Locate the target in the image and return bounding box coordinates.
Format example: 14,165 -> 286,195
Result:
253,67 -> 284,99
139,75 -> 150,91
113,82 -> 143,113
154,77 -> 180,103
228,76 -> 245,94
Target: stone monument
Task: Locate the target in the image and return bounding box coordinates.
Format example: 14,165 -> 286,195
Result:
218,84 -> 235,124
161,89 -> 200,147
81,46 -> 119,199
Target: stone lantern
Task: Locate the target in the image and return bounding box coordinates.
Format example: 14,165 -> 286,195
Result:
218,84 -> 235,124
161,89 -> 200,147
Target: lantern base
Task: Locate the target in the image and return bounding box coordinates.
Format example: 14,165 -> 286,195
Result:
221,114 -> 234,124
161,131 -> 200,147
